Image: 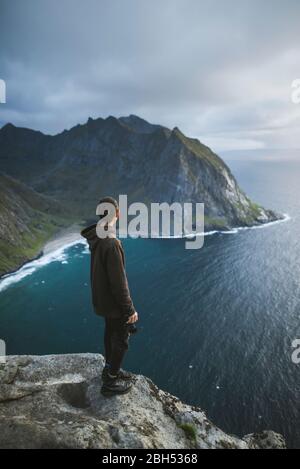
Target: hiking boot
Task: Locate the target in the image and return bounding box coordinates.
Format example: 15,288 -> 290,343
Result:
101,375 -> 133,397
102,367 -> 134,383
118,369 -> 135,380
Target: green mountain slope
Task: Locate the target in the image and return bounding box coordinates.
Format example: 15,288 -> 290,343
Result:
0,173 -> 72,276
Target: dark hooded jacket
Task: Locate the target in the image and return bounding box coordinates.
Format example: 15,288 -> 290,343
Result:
81,224 -> 135,320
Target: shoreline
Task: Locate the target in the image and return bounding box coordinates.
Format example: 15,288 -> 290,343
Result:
0,223 -> 85,281
0,251 -> 45,280
0,223 -> 87,292
0,214 -> 291,290
42,223 -> 84,256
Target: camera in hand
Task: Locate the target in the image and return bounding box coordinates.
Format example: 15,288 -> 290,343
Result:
127,323 -> 138,335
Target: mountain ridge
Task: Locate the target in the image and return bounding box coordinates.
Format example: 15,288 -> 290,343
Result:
0,115 -> 283,274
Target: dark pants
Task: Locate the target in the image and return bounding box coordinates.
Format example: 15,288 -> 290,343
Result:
104,317 -> 130,375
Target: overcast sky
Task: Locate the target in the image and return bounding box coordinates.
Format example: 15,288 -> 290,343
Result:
0,0 -> 300,152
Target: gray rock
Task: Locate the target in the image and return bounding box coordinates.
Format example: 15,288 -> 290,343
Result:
0,354 -> 286,449
244,431 -> 287,449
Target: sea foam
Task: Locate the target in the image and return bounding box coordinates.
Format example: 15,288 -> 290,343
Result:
185,213 -> 291,238
0,215 -> 291,293
0,238 -> 87,293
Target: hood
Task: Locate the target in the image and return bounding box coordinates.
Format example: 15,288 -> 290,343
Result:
81,224 -> 99,250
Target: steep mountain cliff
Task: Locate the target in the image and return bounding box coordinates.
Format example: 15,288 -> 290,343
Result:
0,354 -> 286,449
0,173 -> 72,276
0,115 -> 281,229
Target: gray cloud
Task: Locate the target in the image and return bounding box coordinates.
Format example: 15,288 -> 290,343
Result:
1,0 -> 300,151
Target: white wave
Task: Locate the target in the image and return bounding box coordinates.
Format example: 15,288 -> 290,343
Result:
0,215 -> 290,293
145,213 -> 291,239
184,213 -> 291,238
232,213 -> 291,232
0,237 -> 87,293
145,214 -> 291,240
129,214 -> 291,240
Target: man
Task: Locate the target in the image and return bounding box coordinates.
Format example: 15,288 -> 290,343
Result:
81,197 -> 138,397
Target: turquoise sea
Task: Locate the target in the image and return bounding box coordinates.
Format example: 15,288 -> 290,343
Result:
0,160 -> 299,448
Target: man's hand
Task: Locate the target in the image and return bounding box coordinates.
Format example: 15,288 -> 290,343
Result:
127,311 -> 138,324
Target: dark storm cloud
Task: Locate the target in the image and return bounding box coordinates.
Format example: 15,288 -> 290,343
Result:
1,0 -> 300,150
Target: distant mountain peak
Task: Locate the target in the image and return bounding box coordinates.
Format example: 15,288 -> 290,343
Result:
118,114 -> 164,134
1,122 -> 16,132
172,126 -> 184,136
119,114 -> 151,124
0,114 -> 282,249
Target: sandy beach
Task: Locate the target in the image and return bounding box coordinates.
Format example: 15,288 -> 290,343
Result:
43,223 -> 85,255
0,223 -> 88,291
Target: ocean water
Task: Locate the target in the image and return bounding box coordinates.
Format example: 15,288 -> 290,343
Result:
0,160 -> 300,448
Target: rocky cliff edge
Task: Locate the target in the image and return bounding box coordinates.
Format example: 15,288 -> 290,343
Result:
0,354 -> 286,449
